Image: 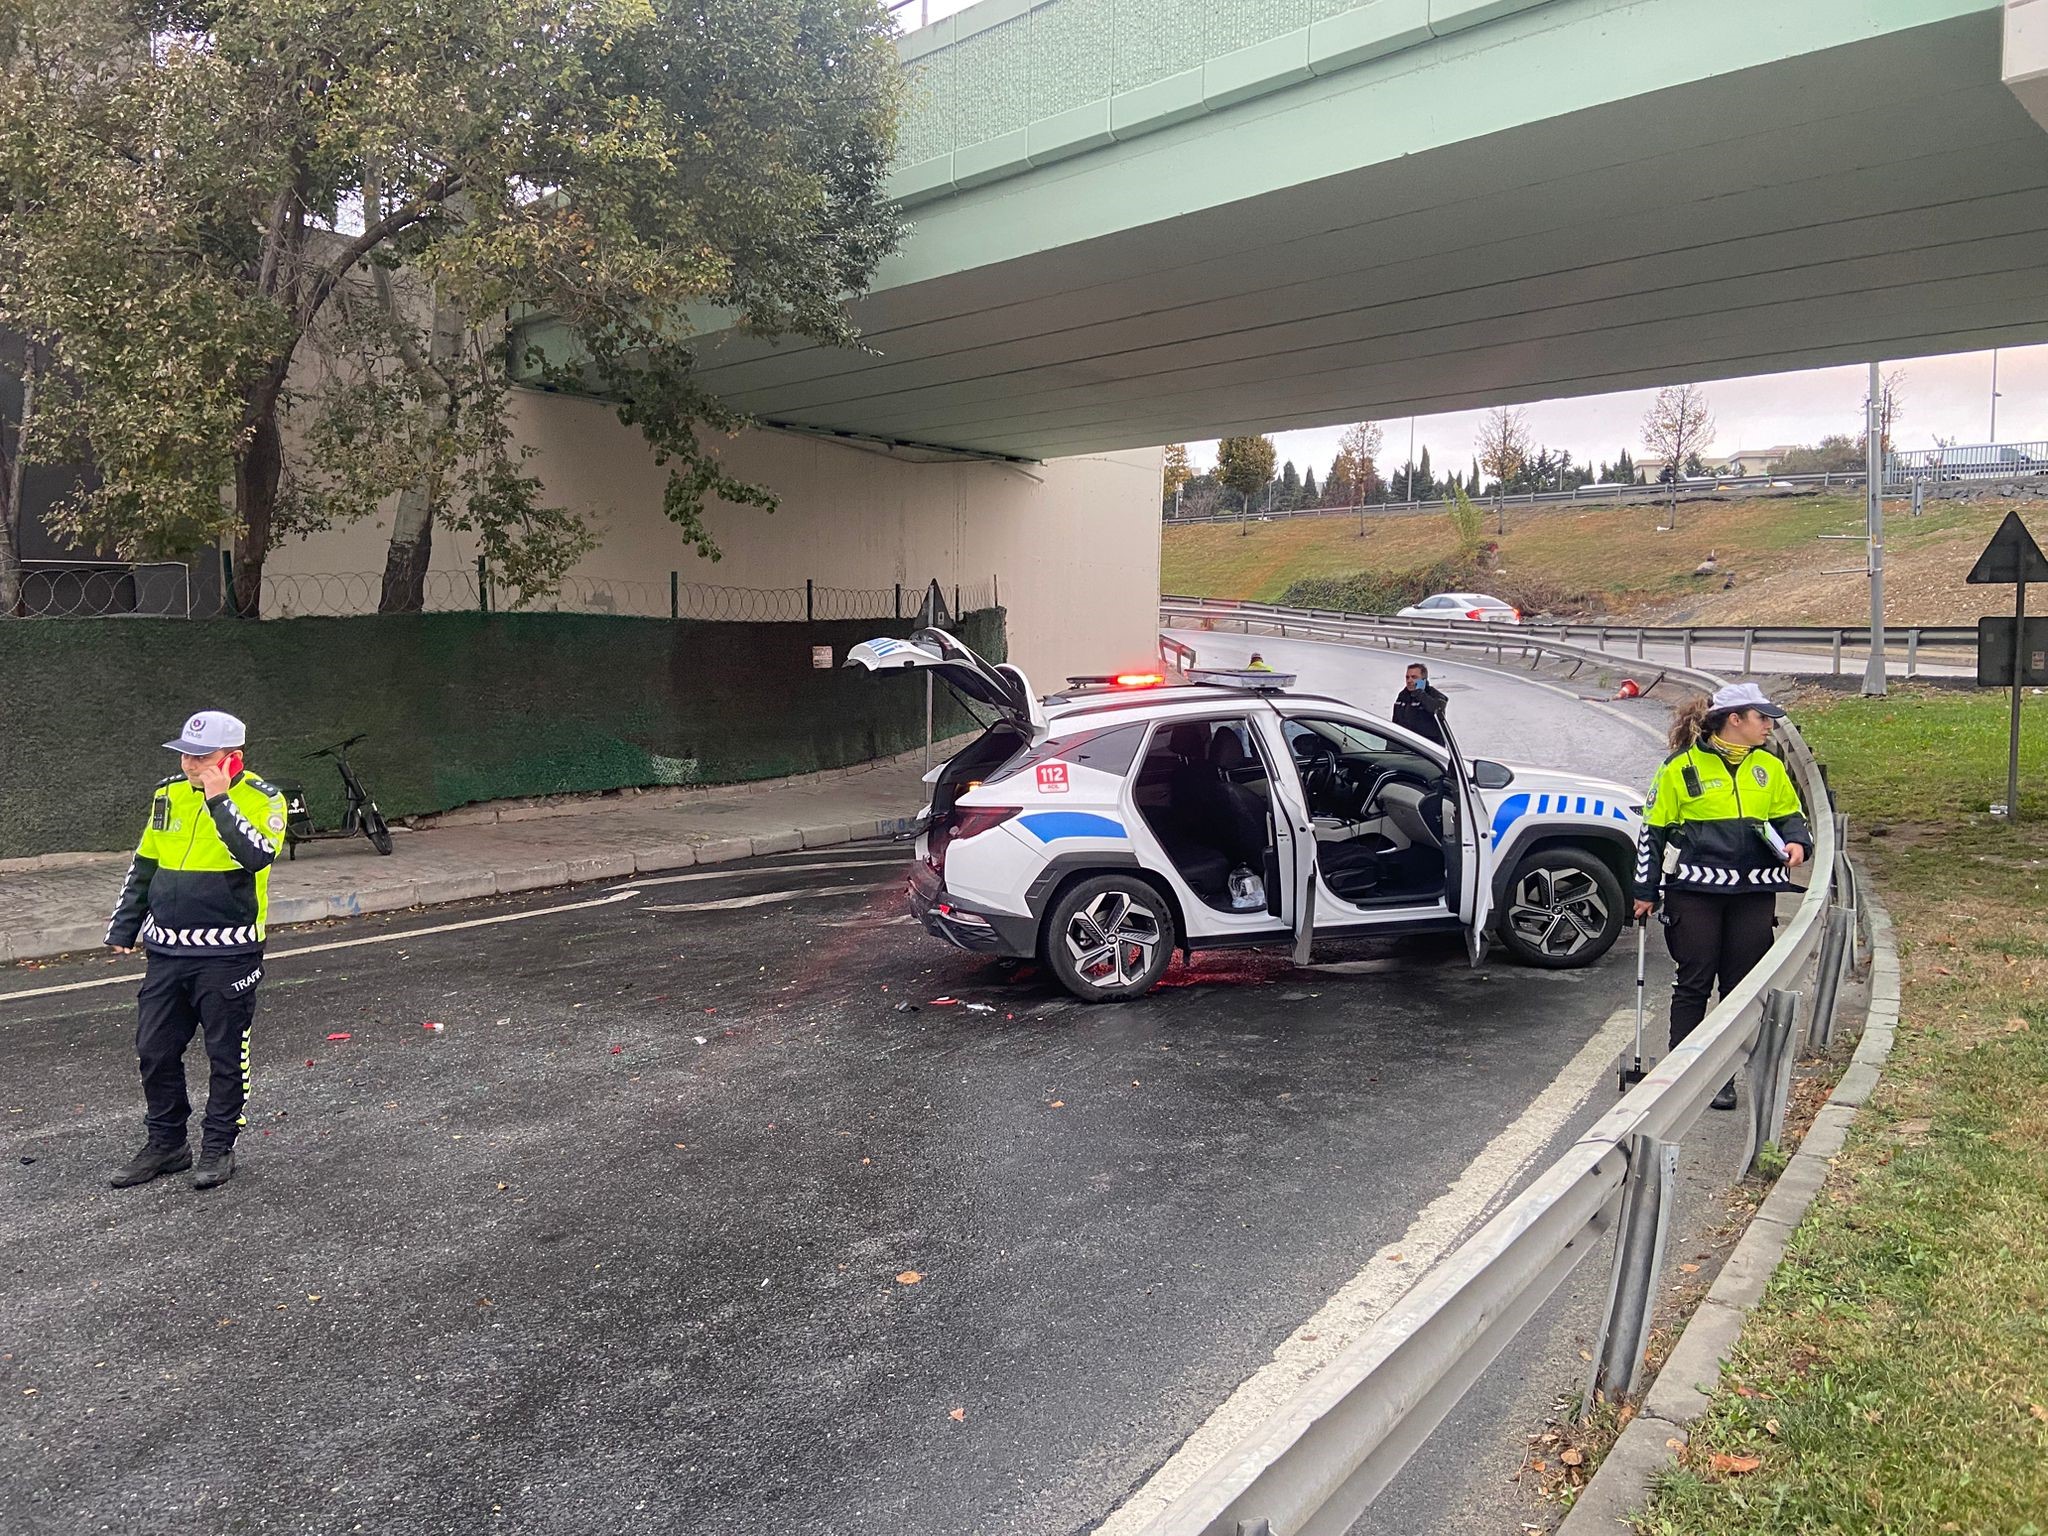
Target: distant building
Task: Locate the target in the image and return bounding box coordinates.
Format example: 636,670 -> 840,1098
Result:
1712,445 -> 1797,477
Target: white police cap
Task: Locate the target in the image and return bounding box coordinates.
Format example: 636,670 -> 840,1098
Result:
1709,682 -> 1785,719
164,710 -> 247,754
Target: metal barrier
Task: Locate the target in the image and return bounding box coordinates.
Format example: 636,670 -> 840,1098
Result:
1134,599 -> 1849,1536
1164,454 -> 2048,527
1161,595 -> 1973,678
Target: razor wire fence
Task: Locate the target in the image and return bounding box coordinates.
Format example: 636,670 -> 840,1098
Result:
5,559 -> 1001,625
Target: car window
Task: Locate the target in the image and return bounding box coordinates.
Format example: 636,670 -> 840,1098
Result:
988,722 -> 1149,784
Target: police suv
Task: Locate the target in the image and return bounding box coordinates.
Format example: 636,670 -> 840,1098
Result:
849,630 -> 1642,1002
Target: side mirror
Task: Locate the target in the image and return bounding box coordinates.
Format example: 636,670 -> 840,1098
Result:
1470,759 -> 1515,790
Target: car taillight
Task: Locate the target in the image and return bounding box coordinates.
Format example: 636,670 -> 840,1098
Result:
1466,608 -> 1484,620
951,807 -> 1020,841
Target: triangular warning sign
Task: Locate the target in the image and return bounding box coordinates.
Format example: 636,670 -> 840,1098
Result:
916,579 -> 953,630
1967,511 -> 2048,585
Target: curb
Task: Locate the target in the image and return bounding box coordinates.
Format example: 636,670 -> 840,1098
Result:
6,814 -> 921,963
1558,887 -> 1900,1534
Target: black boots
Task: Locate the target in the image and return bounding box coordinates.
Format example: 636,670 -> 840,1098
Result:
192,1149 -> 236,1190
1710,1078 -> 1739,1111
110,1143 -> 192,1188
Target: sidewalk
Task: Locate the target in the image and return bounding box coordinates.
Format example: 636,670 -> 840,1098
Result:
0,741 -> 962,964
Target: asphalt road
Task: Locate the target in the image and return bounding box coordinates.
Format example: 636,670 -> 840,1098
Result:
0,642 -> 1684,1536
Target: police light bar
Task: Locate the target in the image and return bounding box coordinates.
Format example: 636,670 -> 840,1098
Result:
1188,666 -> 1296,690
1066,672 -> 1167,689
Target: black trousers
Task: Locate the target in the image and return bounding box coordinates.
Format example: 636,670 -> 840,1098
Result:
135,952 -> 264,1154
1661,889 -> 1776,1047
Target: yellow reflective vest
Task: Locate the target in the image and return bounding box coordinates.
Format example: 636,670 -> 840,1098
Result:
107,773 -> 290,954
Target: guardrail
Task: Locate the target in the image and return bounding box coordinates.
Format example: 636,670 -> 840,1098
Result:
1165,457 -> 2048,527
1138,599 -> 1855,1536
1162,595 -> 1972,678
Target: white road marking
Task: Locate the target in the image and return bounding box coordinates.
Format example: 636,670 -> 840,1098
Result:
1092,1000 -> 1638,1535
641,882 -> 897,914
618,856 -> 901,892
0,888 -> 648,1005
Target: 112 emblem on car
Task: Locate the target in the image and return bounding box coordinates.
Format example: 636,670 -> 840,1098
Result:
1036,762 -> 1070,794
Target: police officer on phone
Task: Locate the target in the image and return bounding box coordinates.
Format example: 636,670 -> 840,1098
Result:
105,711 -> 290,1189
1632,683 -> 1812,1110
1391,661 -> 1450,745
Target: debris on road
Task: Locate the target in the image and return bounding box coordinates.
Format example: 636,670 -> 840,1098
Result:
325,1032 -> 351,1042
423,1021 -> 444,1032
949,1407 -> 966,1422
896,1270 -> 922,1285
893,1002 -> 919,1013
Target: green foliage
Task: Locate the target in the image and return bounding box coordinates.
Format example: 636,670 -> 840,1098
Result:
1445,483 -> 1485,558
0,0 -> 905,601
1216,434 -> 1277,506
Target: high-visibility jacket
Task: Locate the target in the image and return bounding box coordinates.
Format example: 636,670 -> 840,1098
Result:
106,772 -> 290,955
1633,740 -> 1812,902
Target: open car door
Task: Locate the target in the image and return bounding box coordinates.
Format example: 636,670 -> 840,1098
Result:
844,628 -> 1046,738
1437,719 -> 1495,965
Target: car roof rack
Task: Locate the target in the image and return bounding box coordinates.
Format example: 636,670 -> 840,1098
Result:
1185,666 -> 1296,691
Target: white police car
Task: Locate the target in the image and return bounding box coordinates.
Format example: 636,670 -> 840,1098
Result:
848,630 -> 1642,1002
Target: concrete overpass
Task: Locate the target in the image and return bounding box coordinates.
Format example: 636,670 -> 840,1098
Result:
537,0 -> 2048,460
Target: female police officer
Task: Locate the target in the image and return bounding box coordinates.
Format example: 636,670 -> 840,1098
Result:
1631,683 -> 1812,1109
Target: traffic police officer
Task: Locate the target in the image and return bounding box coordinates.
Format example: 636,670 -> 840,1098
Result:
1632,683 -> 1812,1110
105,710 -> 290,1189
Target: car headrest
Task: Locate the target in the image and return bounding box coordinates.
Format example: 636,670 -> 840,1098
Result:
1208,730 -> 1250,771
1166,722 -> 1210,761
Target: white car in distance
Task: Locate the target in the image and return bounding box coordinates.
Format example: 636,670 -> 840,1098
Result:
1395,592 -> 1523,624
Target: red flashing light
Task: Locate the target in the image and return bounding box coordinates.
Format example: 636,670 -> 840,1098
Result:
1113,672 -> 1165,688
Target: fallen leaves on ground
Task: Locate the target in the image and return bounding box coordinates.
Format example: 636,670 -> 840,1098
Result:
896,1271 -> 922,1285
949,1407 -> 966,1422
1710,1453 -> 1763,1476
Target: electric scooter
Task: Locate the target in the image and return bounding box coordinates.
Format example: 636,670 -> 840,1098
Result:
278,733 -> 393,857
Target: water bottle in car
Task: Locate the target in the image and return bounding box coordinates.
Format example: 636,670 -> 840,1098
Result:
1228,866 -> 1265,911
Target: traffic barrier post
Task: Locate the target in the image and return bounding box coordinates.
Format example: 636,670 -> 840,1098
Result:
1808,907 -> 1853,1049
1587,1133 -> 1680,1410
1747,989 -> 1802,1175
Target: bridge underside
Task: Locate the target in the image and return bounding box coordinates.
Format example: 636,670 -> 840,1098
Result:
531,2 -> 2048,460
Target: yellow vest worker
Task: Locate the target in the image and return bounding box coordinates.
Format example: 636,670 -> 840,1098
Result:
1632,683 -> 1813,1110
105,710 -> 289,1191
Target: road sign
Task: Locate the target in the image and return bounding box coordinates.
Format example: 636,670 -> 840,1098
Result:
1966,511 -> 2048,585
1968,512 -> 2046,820
1976,616 -> 2048,687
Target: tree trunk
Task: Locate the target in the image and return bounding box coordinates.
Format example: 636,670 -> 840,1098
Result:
232,409 -> 283,618
0,357 -> 34,618
378,486 -> 434,612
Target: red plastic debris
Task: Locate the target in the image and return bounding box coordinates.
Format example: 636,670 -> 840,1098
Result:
326,1032 -> 351,1042
930,997 -> 958,1006
609,1045 -> 623,1055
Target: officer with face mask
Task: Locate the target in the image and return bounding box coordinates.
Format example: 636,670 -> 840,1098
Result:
105,711 -> 290,1189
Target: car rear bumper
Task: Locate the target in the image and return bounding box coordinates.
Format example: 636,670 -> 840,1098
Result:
909,864 -> 1036,958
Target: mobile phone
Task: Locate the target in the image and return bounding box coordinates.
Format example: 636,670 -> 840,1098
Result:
221,750 -> 244,779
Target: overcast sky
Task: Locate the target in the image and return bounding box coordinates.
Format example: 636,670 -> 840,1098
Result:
1178,345 -> 2048,480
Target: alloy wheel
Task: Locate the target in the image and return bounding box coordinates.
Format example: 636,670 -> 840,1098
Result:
1063,889 -> 1164,990
1506,865 -> 1610,960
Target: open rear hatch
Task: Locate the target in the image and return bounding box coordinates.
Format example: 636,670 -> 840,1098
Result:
846,628 -> 1044,834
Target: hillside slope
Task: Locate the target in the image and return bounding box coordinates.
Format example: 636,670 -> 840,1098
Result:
1160,495 -> 2048,624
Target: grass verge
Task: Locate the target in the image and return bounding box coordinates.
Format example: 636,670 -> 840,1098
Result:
1634,685 -> 2048,1535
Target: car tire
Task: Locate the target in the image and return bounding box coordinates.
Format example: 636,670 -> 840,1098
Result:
1496,847 -> 1624,969
1043,874 -> 1176,1002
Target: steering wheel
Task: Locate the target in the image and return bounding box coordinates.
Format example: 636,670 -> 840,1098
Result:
1292,736 -> 1342,805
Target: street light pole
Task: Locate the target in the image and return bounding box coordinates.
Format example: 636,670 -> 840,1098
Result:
1990,347 -> 2001,444
1862,360 -> 1889,697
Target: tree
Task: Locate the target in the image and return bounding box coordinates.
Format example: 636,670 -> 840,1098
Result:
1216,434 -> 1277,523
0,0 -> 905,615
1301,465 -> 1318,505
1862,368 -> 1906,459
1641,384 -> 1715,526
1774,436 -> 1865,475
1476,406 -> 1531,509
1598,449 -> 1639,485
1328,420 -> 1383,507
1279,459 -> 1301,508
1445,483 -> 1485,560
1161,442 -> 1192,516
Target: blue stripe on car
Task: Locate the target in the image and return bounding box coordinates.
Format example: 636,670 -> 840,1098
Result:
1018,811 -> 1127,842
